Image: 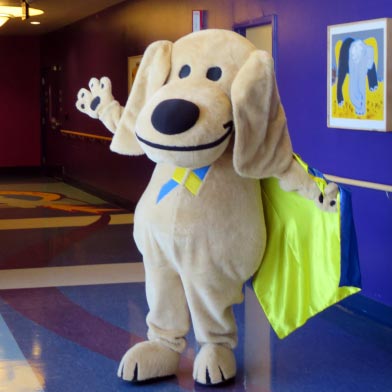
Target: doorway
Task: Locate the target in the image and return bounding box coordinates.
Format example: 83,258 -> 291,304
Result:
233,15 -> 277,62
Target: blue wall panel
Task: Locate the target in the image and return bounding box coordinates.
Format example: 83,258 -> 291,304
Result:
261,0 -> 392,306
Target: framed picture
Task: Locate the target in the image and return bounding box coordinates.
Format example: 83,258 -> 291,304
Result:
327,18 -> 392,131
127,55 -> 143,93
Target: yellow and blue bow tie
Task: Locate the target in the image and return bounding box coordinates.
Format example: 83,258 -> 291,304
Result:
157,166 -> 210,203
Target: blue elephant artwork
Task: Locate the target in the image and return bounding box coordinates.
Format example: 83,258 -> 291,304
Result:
336,37 -> 378,115
328,19 -> 391,131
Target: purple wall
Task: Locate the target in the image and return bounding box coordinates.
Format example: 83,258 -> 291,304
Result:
261,0 -> 392,306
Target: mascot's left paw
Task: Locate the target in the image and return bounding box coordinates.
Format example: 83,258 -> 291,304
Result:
278,158 -> 338,213
317,182 -> 339,212
193,344 -> 236,386
118,341 -> 180,383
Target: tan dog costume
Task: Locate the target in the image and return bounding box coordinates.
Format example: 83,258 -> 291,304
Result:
76,29 -> 337,386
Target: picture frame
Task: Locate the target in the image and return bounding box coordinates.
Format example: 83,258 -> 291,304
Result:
127,55 -> 143,93
327,18 -> 392,131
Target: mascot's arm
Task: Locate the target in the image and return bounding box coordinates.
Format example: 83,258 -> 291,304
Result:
76,77 -> 123,134
277,156 -> 338,212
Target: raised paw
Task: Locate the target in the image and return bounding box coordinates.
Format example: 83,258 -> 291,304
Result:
193,344 -> 236,386
117,341 -> 180,383
317,182 -> 339,212
76,76 -> 114,119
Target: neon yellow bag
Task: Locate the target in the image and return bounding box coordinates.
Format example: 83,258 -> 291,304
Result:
253,155 -> 361,339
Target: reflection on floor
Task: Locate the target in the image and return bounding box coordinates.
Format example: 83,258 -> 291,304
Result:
0,177 -> 391,392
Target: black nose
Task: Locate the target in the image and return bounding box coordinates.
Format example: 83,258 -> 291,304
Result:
151,99 -> 200,135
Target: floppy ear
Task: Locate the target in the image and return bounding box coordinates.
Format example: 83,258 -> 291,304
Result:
231,50 -> 293,178
110,40 -> 172,155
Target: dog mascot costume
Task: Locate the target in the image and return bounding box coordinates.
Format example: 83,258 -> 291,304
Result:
76,29 -> 361,386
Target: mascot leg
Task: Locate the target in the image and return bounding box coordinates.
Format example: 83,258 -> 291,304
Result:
118,264 -> 190,382
182,272 -> 244,385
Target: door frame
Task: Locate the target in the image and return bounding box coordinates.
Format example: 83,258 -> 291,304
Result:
233,15 -> 278,69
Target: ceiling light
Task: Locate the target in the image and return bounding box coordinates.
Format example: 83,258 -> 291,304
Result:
0,4 -> 44,27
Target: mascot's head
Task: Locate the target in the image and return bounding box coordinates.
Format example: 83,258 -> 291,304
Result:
111,29 -> 292,178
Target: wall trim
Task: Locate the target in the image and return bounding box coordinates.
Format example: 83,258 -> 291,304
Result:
60,129 -> 112,143
325,174 -> 392,193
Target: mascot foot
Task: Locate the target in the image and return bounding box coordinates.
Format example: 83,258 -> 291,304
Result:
117,341 -> 180,383
193,344 -> 236,386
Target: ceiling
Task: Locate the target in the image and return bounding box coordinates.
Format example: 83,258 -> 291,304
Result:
0,0 -> 127,36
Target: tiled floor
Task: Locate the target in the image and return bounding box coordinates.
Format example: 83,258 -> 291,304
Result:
0,177 -> 391,391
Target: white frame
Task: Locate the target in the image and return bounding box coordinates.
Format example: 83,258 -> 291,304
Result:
327,18 -> 392,132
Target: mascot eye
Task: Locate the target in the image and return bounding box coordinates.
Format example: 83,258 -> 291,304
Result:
179,65 -> 191,78
206,66 -> 222,81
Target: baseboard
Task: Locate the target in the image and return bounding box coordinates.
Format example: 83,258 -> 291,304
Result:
339,293 -> 392,329
62,175 -> 136,211
0,165 -> 64,177
0,166 -> 43,176
246,278 -> 392,330
42,165 -> 64,178
0,166 -> 136,213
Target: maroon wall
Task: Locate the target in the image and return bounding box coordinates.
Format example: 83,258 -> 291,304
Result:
41,0 -> 263,205
40,8 -> 145,205
0,37 -> 41,167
